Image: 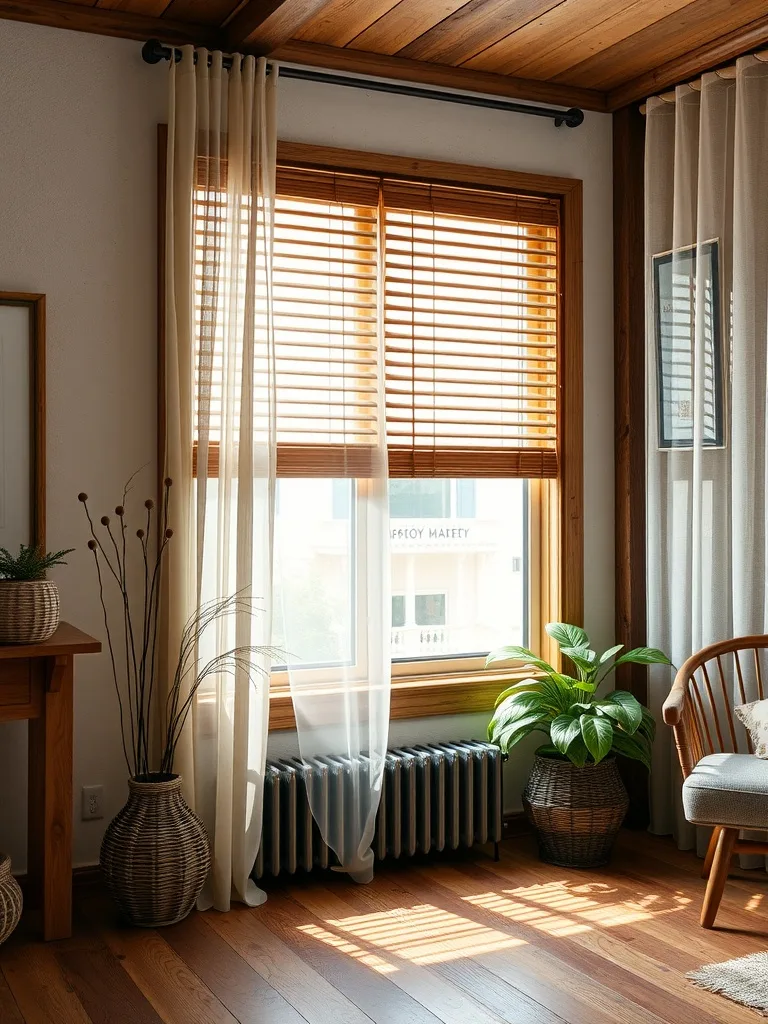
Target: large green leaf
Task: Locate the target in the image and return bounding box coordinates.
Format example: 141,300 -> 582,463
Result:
560,645 -> 599,678
580,714 -> 614,764
610,728 -> 652,770
493,678 -> 546,708
564,734 -> 589,767
550,713 -> 582,755
612,647 -> 671,668
636,706 -> 657,743
561,645 -> 597,665
490,714 -> 548,753
599,644 -> 624,665
489,691 -> 549,734
546,623 -> 589,650
570,680 -> 597,694
602,690 -> 643,733
485,645 -> 557,675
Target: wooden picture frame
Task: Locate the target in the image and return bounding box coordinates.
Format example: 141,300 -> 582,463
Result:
652,240 -> 725,451
0,292 -> 46,552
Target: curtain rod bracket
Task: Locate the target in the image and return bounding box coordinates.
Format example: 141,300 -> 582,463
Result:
141,39 -> 584,128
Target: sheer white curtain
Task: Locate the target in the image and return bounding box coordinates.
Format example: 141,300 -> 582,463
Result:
161,46 -> 278,910
277,272 -> 391,883
646,56 -> 768,850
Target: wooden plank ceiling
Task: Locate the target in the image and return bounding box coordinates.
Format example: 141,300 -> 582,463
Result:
2,0 -> 768,111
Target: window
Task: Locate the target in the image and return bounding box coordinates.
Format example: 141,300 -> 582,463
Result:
177,138 -> 583,727
415,594 -> 446,626
389,480 -> 450,518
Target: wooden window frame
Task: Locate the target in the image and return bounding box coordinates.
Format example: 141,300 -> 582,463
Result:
158,130 -> 584,730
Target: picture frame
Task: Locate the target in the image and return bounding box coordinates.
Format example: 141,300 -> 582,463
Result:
652,240 -> 725,450
0,292 -> 46,552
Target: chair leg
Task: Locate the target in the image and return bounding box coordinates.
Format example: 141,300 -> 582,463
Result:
701,827 -> 738,929
702,826 -> 723,879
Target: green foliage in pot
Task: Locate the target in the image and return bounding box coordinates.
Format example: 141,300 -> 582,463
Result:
486,623 -> 670,768
0,544 -> 74,581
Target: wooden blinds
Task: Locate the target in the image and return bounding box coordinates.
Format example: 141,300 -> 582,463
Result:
383,179 -> 558,478
192,163 -> 560,479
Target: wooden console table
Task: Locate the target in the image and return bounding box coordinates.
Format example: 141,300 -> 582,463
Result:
0,622 -> 100,940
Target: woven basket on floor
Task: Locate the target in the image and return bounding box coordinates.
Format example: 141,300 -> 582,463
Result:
0,854 -> 22,944
523,753 -> 628,868
100,774 -> 210,927
0,580 -> 59,644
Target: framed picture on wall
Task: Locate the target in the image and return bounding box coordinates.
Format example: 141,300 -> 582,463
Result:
0,293 -> 46,552
652,239 -> 725,450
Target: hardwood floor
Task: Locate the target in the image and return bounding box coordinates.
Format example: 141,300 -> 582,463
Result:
2,832 -> 767,1023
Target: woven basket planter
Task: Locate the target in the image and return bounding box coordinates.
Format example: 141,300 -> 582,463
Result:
0,580 -> 59,644
0,854 -> 22,944
100,774 -> 210,927
523,753 -> 629,868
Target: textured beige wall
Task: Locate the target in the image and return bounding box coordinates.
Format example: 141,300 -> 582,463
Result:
0,17 -> 614,869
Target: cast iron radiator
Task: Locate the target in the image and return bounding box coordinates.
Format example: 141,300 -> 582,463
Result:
254,740 -> 503,880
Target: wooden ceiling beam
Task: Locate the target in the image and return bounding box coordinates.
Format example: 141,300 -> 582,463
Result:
0,0 -> 221,46
225,0 -> 334,54
271,39 -> 609,112
607,10 -> 768,109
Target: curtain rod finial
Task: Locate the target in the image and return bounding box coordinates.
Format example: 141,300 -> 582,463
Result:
555,107 -> 585,128
142,39 -> 170,65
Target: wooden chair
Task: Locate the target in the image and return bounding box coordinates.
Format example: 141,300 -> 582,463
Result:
663,635 -> 768,928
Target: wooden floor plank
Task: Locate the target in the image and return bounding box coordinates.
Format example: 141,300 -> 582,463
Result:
1,944 -> 93,1024
54,938 -> 167,1024
100,927 -> 240,1024
0,968 -> 24,1023
163,909 -> 309,1024
206,902 -> 376,1024
257,889 -> 444,1024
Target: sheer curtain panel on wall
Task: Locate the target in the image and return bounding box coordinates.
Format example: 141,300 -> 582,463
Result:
645,55 -> 768,859
161,46 -> 278,911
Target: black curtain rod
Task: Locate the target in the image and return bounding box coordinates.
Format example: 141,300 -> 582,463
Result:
141,39 -> 584,128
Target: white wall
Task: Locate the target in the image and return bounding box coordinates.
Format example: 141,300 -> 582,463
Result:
0,18 -> 613,869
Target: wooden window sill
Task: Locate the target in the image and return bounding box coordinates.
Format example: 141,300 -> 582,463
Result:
268,670 -> 521,730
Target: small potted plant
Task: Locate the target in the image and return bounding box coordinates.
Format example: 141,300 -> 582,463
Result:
0,544 -> 74,644
487,622 -> 670,868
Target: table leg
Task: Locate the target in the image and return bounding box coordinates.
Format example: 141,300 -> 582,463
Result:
27,654 -> 73,940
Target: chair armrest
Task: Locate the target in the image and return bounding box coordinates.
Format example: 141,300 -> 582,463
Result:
663,677 -> 688,726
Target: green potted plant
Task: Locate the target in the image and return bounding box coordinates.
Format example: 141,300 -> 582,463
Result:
487,622 -> 670,867
0,544 -> 74,644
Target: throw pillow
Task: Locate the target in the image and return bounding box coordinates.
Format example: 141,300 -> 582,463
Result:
734,698 -> 768,758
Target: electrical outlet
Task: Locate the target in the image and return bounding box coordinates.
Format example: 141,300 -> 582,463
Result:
81,785 -> 104,821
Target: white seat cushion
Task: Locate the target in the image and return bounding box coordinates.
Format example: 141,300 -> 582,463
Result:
682,753 -> 768,829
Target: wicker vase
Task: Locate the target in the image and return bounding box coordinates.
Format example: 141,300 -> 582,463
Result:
0,581 -> 59,644
100,774 -> 210,927
0,854 -> 22,944
523,753 -> 629,868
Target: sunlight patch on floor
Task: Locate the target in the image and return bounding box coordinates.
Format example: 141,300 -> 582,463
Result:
297,922 -> 399,974
463,891 -> 592,936
746,893 -> 764,913
316,904 -> 526,965
464,880 -> 691,932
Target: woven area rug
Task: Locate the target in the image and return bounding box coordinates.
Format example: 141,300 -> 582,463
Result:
689,951 -> 768,1015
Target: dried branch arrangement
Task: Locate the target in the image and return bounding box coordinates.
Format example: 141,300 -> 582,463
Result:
79,477 -> 277,779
